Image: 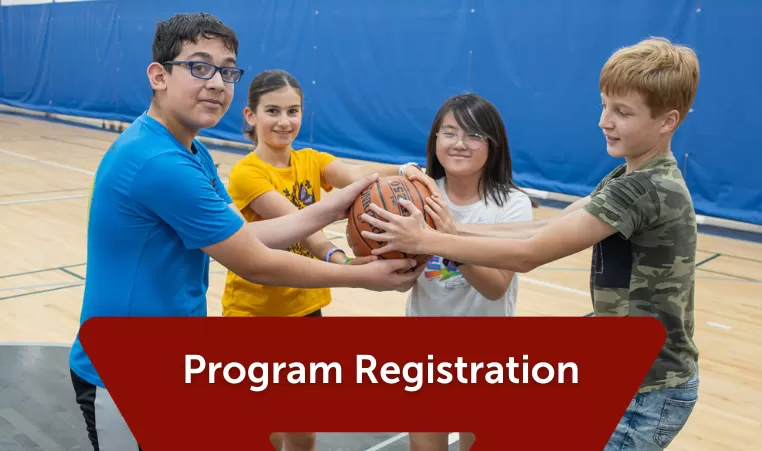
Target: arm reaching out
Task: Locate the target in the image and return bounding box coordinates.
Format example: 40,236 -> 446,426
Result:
202,225 -> 418,291
323,159 -> 441,197
132,153 -> 410,291
456,219 -> 547,239
361,198 -> 616,273
242,173 -> 381,250
455,195 -> 590,239
246,190 -> 373,264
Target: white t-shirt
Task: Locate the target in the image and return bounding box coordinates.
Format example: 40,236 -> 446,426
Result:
406,177 -> 533,317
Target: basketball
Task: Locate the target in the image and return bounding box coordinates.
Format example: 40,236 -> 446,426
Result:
346,175 -> 436,265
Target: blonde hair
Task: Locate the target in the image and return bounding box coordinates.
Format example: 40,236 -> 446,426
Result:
600,37 -> 699,126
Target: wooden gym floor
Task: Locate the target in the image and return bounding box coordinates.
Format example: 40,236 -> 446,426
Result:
0,108 -> 760,450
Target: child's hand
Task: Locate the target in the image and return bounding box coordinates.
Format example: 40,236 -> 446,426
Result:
360,199 -> 432,255
424,196 -> 457,234
344,255 -> 377,266
393,262 -> 426,292
402,166 -> 440,197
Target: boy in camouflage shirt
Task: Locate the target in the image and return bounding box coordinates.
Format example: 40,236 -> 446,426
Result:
359,37 -> 700,450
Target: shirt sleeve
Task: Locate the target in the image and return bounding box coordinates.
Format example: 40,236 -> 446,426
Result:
497,191 -> 534,223
313,149 -> 339,191
196,140 -> 233,204
130,151 -> 244,249
589,163 -> 625,197
212,163 -> 232,205
226,162 -> 278,211
583,173 -> 660,239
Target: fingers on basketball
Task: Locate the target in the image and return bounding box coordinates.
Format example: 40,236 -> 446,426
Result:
346,175 -> 436,265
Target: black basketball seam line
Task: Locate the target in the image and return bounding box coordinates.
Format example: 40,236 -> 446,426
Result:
354,181 -> 382,259
398,181 -> 415,259
412,180 -> 429,225
350,179 -> 426,261
391,181 -> 409,259
348,201 -> 361,249
409,180 -> 432,263
376,180 -> 393,259
349,198 -> 363,249
351,190 -> 370,256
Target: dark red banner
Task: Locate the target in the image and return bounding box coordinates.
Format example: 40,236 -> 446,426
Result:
79,316 -> 665,450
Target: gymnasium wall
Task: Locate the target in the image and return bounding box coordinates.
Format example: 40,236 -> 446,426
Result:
1,0 -> 760,226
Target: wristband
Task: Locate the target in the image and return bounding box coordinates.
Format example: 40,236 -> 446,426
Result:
399,162 -> 422,176
325,247 -> 346,262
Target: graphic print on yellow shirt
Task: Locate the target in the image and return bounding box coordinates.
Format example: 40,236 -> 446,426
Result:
222,148 -> 338,317
281,179 -> 317,258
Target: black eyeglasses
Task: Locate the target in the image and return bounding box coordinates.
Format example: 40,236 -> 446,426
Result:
163,61 -> 244,84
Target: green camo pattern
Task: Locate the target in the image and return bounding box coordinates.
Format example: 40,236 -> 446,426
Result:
584,153 -> 699,393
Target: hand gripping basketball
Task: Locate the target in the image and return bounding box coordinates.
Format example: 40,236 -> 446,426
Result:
360,199 -> 431,256
346,176 -> 436,265
328,173 -> 381,222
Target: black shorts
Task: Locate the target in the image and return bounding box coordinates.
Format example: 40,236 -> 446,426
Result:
71,369 -> 142,451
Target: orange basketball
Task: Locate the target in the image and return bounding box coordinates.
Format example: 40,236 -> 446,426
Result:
346,175 -> 436,265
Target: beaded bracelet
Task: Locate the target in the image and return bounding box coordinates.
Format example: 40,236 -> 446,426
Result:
325,247 -> 346,262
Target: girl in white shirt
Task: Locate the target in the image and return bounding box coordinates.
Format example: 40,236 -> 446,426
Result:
407,93 -> 534,451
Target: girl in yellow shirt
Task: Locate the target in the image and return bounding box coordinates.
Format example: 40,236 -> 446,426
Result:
223,69 -> 437,451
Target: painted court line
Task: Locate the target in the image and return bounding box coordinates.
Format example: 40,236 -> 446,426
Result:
698,276 -> 761,284
362,433 -> 407,451
0,187 -> 89,198
699,250 -> 762,265
0,283 -> 84,301
59,267 -> 86,280
0,407 -> 68,451
707,321 -> 732,330
697,268 -> 760,283
0,194 -> 88,206
696,253 -> 722,267
0,281 -> 82,292
0,148 -> 95,175
0,262 -> 86,279
360,432 -> 458,451
520,276 -> 589,297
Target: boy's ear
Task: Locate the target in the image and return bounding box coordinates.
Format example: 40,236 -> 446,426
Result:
661,109 -> 680,134
147,62 -> 168,92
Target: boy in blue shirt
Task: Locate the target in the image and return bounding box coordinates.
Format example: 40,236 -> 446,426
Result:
69,12 -> 420,450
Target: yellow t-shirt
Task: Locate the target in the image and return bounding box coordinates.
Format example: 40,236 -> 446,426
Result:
221,147 -> 339,317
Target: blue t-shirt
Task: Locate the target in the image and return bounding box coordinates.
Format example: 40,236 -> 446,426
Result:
69,113 -> 244,387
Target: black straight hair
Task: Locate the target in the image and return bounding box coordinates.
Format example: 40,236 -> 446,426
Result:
152,12 -> 238,64
425,93 -> 536,208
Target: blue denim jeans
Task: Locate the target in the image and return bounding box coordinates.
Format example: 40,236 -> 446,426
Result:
604,372 -> 699,450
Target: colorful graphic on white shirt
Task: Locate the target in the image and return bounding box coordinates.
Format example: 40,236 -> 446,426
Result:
406,178 -> 533,317
423,256 -> 468,290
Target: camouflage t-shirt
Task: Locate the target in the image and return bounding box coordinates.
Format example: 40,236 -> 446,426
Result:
583,153 -> 699,393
